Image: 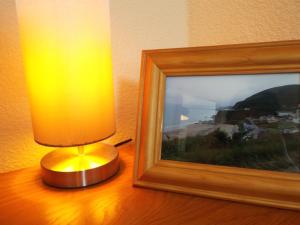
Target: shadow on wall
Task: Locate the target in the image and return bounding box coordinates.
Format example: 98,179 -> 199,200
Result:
104,77 -> 138,144
187,0 -> 300,46
0,0 -> 51,173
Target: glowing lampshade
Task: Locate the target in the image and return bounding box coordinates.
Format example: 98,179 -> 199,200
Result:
16,0 -> 115,146
16,0 -> 119,188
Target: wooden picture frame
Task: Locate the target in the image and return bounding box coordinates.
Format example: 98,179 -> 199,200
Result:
133,40 -> 300,210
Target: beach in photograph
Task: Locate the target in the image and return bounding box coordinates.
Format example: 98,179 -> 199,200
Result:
162,73 -> 300,173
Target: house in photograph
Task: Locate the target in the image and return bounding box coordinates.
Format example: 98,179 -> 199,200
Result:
293,108 -> 300,124
259,115 -> 279,123
216,124 -> 239,138
277,111 -> 294,119
283,128 -> 300,134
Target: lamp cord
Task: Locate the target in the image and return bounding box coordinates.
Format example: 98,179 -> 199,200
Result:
114,138 -> 132,147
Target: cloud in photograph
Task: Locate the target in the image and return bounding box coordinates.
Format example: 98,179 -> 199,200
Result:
166,73 -> 300,108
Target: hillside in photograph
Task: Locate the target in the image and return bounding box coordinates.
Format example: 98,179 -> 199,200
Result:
215,84 -> 300,124
234,84 -> 300,112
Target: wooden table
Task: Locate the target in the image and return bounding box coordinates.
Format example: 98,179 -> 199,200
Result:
0,143 -> 300,225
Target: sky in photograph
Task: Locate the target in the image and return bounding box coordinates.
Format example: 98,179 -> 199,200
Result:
165,73 -> 300,109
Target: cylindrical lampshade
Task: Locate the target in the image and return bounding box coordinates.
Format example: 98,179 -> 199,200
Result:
16,0 -> 115,147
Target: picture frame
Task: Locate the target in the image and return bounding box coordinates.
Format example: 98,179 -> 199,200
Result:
134,40 -> 300,210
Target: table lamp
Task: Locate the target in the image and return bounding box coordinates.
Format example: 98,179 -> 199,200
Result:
16,0 -> 119,188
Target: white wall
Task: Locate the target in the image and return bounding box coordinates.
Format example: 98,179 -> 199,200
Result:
109,0 -> 188,143
187,0 -> 300,46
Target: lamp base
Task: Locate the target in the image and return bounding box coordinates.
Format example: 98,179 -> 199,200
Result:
40,143 -> 119,188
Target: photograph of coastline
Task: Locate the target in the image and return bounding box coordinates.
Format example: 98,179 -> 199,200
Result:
161,73 -> 300,173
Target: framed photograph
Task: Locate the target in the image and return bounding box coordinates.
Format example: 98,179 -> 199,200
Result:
134,40 -> 300,210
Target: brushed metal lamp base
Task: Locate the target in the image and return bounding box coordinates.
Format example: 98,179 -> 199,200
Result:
40,143 -> 119,188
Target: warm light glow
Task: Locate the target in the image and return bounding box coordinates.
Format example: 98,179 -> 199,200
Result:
16,0 -> 115,146
40,143 -> 117,172
50,147 -> 108,172
180,114 -> 189,121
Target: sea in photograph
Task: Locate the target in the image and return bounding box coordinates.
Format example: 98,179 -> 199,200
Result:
161,73 -> 300,173
163,107 -> 217,131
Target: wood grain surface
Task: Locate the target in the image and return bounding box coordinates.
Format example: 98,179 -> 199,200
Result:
0,143 -> 300,225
